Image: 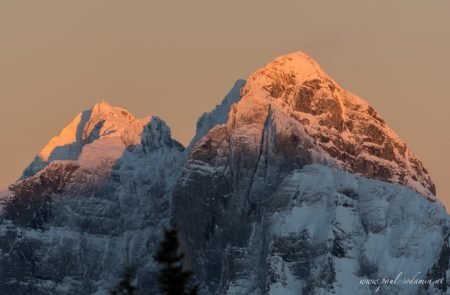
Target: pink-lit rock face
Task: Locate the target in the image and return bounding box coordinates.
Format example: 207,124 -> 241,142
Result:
13,102 -> 185,229
21,101 -> 174,179
190,51 -> 435,199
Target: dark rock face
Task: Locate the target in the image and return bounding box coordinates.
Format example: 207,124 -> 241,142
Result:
6,162 -> 79,228
271,230 -> 314,277
292,78 -> 344,132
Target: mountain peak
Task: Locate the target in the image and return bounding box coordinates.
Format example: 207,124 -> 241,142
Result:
91,100 -> 116,117
90,101 -> 135,124
192,51 -> 436,199
248,51 -> 331,91
92,99 -> 112,109
21,102 -> 180,179
270,51 -> 326,74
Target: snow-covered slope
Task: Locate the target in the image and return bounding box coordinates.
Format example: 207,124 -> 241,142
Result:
181,164 -> 448,294
189,79 -> 245,149
266,165 -> 446,294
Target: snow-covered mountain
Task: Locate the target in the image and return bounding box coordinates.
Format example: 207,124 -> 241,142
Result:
21,101 -> 175,179
0,102 -> 185,294
182,52 -> 435,200
174,51 -> 447,294
0,51 -> 448,295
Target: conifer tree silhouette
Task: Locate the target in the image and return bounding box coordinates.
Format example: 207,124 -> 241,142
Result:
110,267 -> 137,295
155,228 -> 198,295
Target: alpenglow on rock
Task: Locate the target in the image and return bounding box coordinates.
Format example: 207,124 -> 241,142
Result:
173,51 -> 446,294
182,51 -> 435,200
21,101 -> 179,179
0,52 -> 448,295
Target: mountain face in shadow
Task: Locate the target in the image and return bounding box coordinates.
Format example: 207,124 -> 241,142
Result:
0,52 -> 448,294
0,101 -> 186,294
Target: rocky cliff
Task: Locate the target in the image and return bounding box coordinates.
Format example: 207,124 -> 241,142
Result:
173,51 -> 445,294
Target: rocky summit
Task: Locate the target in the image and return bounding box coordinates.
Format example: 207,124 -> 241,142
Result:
0,52 -> 448,295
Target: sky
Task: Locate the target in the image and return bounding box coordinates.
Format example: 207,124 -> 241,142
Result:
0,1 -> 449,207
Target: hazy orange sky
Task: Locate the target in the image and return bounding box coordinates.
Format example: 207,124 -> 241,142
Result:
0,1 -> 449,207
